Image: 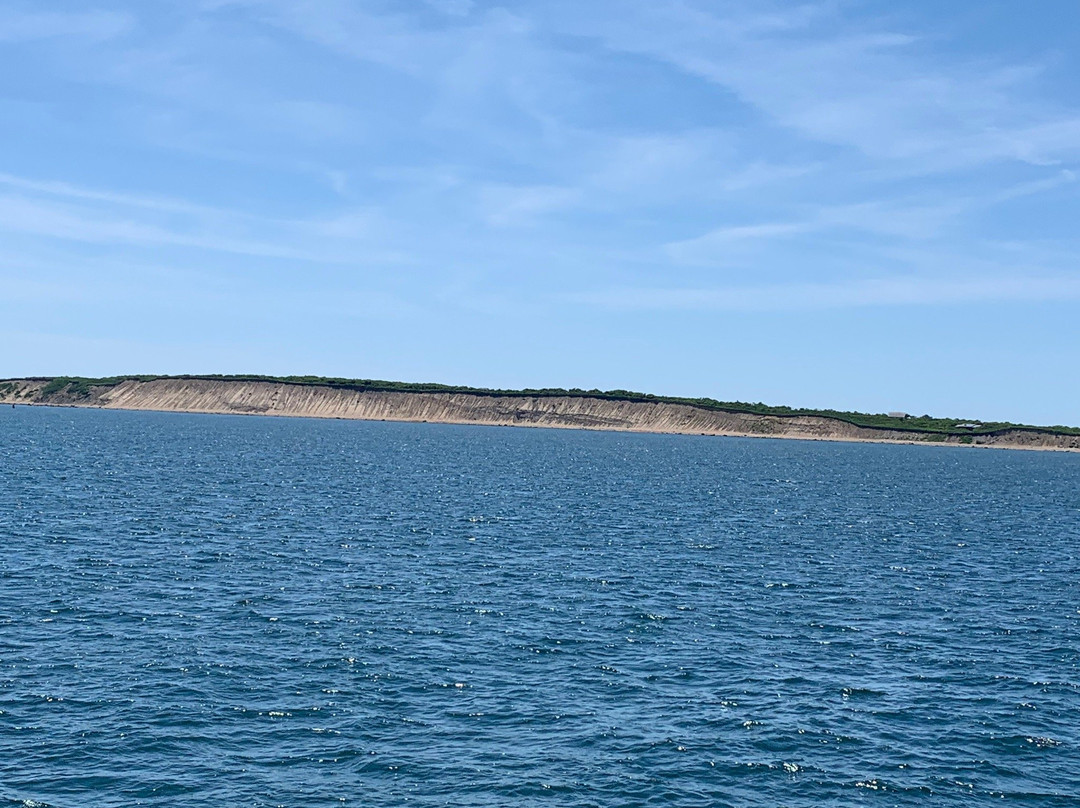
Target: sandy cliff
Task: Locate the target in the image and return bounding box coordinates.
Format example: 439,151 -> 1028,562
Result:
2,377 -> 1077,451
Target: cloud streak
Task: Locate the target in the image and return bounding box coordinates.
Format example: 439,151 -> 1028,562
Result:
0,173 -> 402,264
0,8 -> 133,42
569,274 -> 1080,313
546,1 -> 1080,171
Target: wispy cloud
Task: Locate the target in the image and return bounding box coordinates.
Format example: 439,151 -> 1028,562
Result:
991,168 -> 1077,202
548,1 -> 1080,171
425,0 -> 474,17
0,7 -> 132,42
0,173 -> 402,263
0,172 -> 252,217
569,274 -> 1080,313
230,0 -> 462,75
479,183 -> 581,226
667,167 -> 1078,265
665,200 -> 961,265
668,221 -> 812,254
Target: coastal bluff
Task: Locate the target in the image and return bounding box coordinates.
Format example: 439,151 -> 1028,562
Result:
2,377 -> 1078,451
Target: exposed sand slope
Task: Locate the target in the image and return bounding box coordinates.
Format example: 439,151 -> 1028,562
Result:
2,377 -> 1078,451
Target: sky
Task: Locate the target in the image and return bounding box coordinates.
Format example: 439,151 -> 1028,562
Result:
2,0 -> 1079,425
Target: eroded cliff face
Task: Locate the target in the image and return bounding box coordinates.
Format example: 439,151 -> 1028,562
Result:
2,377 -> 1078,451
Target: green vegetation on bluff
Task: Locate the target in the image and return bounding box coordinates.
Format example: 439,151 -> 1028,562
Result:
19,374 -> 1080,437
39,375 -> 161,398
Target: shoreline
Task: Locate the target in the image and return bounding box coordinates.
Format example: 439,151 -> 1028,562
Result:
10,400 -> 1074,453
4,377 -> 1077,453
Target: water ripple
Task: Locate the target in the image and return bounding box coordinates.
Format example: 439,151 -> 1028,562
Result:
2,408 -> 1079,806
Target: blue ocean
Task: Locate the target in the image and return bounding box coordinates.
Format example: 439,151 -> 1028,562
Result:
2,407 -> 1078,807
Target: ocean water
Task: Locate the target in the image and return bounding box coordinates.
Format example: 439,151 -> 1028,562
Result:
1,407 -> 1079,807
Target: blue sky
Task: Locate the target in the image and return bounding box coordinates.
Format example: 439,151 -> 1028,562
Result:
2,1 -> 1079,425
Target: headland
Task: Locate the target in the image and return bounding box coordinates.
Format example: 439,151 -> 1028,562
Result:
1,375 -> 1077,451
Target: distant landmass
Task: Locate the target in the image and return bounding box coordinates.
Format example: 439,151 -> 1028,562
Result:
2,375 -> 1077,451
